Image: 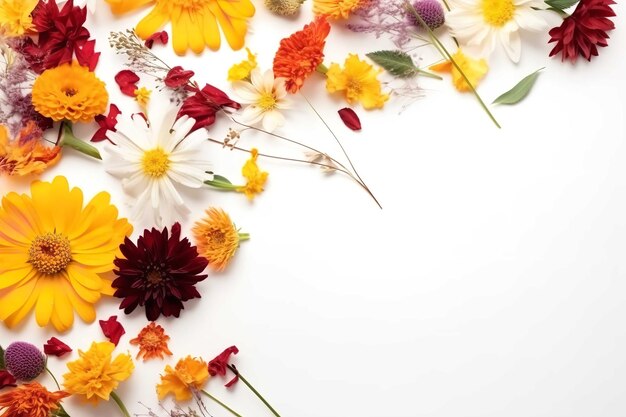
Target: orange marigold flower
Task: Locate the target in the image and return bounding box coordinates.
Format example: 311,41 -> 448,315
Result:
156,356 -> 209,401
313,0 -> 362,19
273,17 -> 330,93
130,322 -> 173,361
0,122 -> 61,176
0,382 -> 69,417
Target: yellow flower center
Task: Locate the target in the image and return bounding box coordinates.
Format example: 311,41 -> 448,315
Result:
347,79 -> 363,94
481,0 -> 515,27
207,230 -> 226,246
164,0 -> 211,11
141,148 -> 170,178
257,92 -> 277,111
29,233 -> 72,275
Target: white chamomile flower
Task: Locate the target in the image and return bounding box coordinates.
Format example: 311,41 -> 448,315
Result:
231,68 -> 291,133
104,113 -> 212,228
446,0 -> 548,63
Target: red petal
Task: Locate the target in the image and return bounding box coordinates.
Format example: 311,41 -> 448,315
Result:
145,31 -> 169,48
0,371 -> 16,390
164,66 -> 195,88
99,315 -> 126,346
115,70 -> 140,97
43,337 -> 73,357
338,108 -> 362,131
208,345 -> 239,379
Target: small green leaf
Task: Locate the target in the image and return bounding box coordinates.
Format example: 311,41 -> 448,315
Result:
366,50 -> 418,78
492,68 -> 544,105
544,0 -> 578,11
213,175 -> 232,185
0,346 -> 5,370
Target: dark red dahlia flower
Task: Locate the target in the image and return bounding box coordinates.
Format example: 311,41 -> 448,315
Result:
548,0 -> 616,63
112,223 -> 209,321
177,84 -> 241,133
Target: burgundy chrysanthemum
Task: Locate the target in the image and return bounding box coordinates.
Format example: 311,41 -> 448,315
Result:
548,0 -> 616,63
112,223 -> 209,321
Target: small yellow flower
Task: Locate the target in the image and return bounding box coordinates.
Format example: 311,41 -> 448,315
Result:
0,0 -> 37,37
63,341 -> 134,404
430,49 -> 489,92
156,356 -> 209,402
238,148 -> 268,200
326,54 -> 389,110
228,48 -> 257,81
134,86 -> 151,109
313,0 -> 362,19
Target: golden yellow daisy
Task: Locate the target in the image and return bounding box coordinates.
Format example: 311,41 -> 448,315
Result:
430,49 -> 489,92
0,0 -> 37,37
31,62 -> 109,123
227,47 -> 257,81
63,341 -> 134,404
0,176 -> 132,332
326,54 -> 389,110
105,0 -> 255,55
156,356 -> 209,401
313,0 -> 362,19
192,207 -> 249,272
237,148 -> 268,200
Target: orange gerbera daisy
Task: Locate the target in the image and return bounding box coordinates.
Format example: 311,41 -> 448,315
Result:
130,322 -> 173,361
0,382 -> 69,417
273,16 -> 330,93
156,356 -> 209,401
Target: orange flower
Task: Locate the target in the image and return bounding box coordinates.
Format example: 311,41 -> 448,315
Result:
0,382 -> 69,417
273,17 -> 330,93
130,322 -> 173,361
0,122 -> 61,176
156,356 -> 210,401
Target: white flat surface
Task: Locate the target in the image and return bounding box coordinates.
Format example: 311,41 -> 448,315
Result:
1,2 -> 626,417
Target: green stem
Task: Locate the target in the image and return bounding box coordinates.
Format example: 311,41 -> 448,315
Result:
201,390 -> 243,417
227,365 -> 281,417
416,68 -> 443,80
439,0 -> 459,47
46,367 -> 61,390
404,0 -> 501,128
316,63 -> 328,75
238,232 -> 250,241
60,123 -> 102,160
46,367 -> 71,417
110,391 -> 131,417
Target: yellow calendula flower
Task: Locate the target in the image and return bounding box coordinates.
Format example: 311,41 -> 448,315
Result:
228,48 -> 257,81
63,341 -> 134,403
157,356 -> 209,401
430,49 -> 489,92
31,62 -> 109,123
0,0 -> 37,37
313,0 -> 362,19
238,148 -> 268,200
134,86 -> 151,109
0,176 -> 132,332
326,54 -> 389,110
105,0 -> 255,55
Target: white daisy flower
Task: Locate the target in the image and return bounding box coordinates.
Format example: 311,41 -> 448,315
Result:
104,113 -> 212,228
231,69 -> 291,133
446,0 -> 548,63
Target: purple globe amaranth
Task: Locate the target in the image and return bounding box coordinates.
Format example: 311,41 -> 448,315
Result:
409,0 -> 445,30
4,341 -> 46,381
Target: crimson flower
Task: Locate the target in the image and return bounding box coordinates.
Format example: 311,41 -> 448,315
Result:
0,371 -> 16,390
209,346 -> 239,387
548,0 -> 616,63
112,223 -> 209,321
99,316 -> 126,346
43,338 -> 72,357
177,84 -> 241,133
92,104 -> 121,143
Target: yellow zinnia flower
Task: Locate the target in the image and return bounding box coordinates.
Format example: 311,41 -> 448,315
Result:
326,54 -> 389,110
157,356 -> 209,401
63,341 -> 134,404
237,148 -> 268,200
227,48 -> 257,81
105,0 -> 255,55
0,176 -> 132,332
430,49 -> 489,92
0,0 -> 37,37
31,62 -> 109,123
313,0 -> 362,19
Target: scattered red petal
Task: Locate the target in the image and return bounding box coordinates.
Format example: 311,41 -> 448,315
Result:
43,337 -> 72,357
164,66 -> 195,89
208,346 -> 239,387
177,84 -> 240,132
92,104 -> 121,143
99,315 -> 126,346
0,371 -> 16,390
145,31 -> 169,49
338,108 -> 362,131
75,39 -> 100,71
115,70 -> 140,97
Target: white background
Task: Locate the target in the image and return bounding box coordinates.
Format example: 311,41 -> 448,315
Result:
1,1 -> 626,417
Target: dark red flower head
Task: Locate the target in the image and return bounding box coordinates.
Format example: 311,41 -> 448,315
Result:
548,0 -> 616,63
112,223 -> 209,321
177,84 -> 241,133
43,338 -> 72,358
208,346 -> 239,387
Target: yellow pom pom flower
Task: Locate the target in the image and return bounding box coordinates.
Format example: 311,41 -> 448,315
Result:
228,48 -> 257,81
0,176 -> 132,332
31,62 -> 109,123
313,0 -> 362,19
326,54 -> 389,110
0,0 -> 38,37
238,148 -> 268,200
430,49 -> 489,92
156,356 -> 209,401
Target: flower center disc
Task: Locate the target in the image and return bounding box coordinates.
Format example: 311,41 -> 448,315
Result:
258,92 -> 277,111
29,233 -> 72,274
481,0 -> 515,27
142,148 -> 170,178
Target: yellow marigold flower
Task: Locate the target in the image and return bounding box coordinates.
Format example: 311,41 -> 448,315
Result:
326,54 -> 389,110
237,148 -> 268,200
430,49 -> 489,92
313,0 -> 362,19
0,176 -> 132,331
228,48 -> 257,81
157,356 -> 209,402
192,207 -> 249,272
32,62 -> 108,123
63,341 -> 134,404
0,122 -> 61,176
0,382 -> 69,417
134,86 -> 151,109
0,0 -> 37,37
130,322 -> 173,361
105,0 -> 255,55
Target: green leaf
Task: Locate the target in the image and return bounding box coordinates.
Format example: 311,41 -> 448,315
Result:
366,50 -> 418,78
492,68 -> 544,105
213,175 -> 232,185
60,123 -> 102,160
544,0 -> 578,11
0,345 -> 5,370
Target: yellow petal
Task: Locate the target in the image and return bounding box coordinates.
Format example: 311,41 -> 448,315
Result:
105,0 -> 155,15
135,5 -> 169,39
35,279 -> 55,327
203,11 -> 221,50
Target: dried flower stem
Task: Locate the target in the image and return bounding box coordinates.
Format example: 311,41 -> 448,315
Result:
200,390 -> 242,417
